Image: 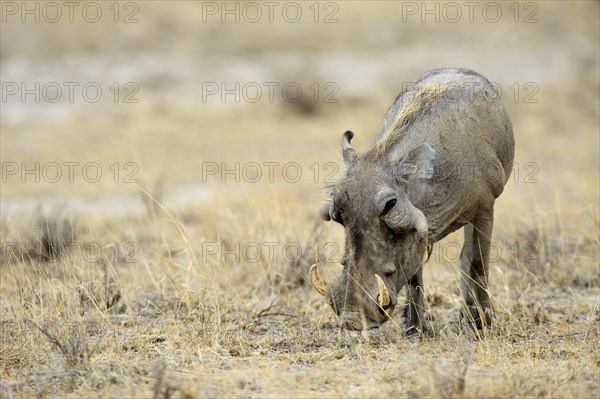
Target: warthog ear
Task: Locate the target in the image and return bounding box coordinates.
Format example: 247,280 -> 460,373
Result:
341,130 -> 357,171
394,143 -> 436,181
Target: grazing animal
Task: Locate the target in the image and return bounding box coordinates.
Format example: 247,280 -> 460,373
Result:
310,68 -> 515,333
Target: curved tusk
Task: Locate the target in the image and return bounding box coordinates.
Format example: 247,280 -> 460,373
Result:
375,274 -> 390,308
309,264 -> 326,296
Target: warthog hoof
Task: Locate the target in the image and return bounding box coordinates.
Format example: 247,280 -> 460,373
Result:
398,304 -> 430,335
460,305 -> 493,330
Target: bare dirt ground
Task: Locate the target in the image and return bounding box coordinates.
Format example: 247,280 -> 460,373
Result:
1,2 -> 598,398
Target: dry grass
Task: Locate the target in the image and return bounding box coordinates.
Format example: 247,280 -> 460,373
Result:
1,1 -> 599,398
1,187 -> 597,398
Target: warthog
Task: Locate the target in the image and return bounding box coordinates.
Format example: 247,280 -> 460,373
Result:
310,68 -> 515,333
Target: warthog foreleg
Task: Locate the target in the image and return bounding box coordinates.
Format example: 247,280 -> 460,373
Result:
400,267 -> 426,335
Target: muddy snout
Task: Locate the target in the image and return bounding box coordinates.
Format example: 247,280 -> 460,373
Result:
310,264 -> 398,330
338,293 -> 397,331
339,311 -> 381,331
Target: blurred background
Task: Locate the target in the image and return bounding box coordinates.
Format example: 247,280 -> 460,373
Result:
2,1 -> 598,217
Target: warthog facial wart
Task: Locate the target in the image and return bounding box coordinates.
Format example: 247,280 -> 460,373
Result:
311,68 -> 515,333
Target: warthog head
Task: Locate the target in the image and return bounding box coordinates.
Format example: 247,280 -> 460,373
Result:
311,131 -> 435,330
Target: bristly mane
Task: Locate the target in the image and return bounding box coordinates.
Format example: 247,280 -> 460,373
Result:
368,82 -> 454,158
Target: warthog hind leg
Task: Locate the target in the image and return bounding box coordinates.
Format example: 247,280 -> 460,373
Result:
460,217 -> 494,329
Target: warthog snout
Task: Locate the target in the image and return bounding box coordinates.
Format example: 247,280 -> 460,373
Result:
310,264 -> 399,330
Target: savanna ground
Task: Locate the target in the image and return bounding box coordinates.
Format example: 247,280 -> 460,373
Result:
1,1 -> 599,398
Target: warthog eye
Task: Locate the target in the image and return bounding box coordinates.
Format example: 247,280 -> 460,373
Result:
381,198 -> 397,215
